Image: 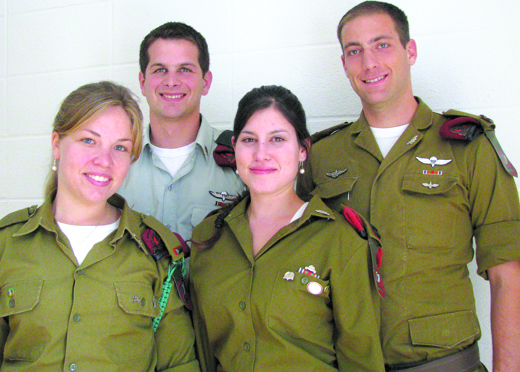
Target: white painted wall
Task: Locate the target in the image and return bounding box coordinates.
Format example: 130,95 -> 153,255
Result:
1,0 -> 519,367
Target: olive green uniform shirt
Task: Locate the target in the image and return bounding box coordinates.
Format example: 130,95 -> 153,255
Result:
190,195 -> 384,372
300,98 -> 520,365
0,194 -> 200,372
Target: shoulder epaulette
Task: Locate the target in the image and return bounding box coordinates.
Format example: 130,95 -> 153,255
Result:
310,122 -> 352,144
342,206 -> 385,298
441,110 -> 517,177
0,205 -> 37,229
213,130 -> 236,169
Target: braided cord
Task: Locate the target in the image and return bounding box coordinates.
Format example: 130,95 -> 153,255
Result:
152,258 -> 184,332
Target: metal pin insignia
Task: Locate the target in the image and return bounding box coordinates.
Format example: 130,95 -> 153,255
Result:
132,296 -> 141,303
422,182 -> 440,189
416,156 -> 452,167
326,168 -> 348,179
407,135 -> 419,145
283,272 -> 295,281
307,282 -> 324,295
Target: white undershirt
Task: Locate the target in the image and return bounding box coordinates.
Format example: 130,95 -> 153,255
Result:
58,219 -> 120,265
150,142 -> 196,178
290,202 -> 309,223
370,124 -> 409,158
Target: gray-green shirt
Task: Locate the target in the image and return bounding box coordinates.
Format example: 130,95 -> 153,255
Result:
118,116 -> 244,241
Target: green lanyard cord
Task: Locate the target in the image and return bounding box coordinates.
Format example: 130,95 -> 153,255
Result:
152,257 -> 184,332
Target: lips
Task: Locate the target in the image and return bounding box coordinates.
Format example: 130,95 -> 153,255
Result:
363,74 -> 387,83
160,93 -> 185,100
249,166 -> 276,175
86,174 -> 110,183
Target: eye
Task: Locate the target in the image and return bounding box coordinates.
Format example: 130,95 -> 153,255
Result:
271,136 -> 285,142
154,67 -> 167,73
378,42 -> 389,49
179,67 -> 193,73
115,145 -> 128,152
241,137 -> 256,143
82,138 -> 94,144
347,48 -> 360,56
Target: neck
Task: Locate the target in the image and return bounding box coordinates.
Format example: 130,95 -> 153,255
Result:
149,113 -> 201,148
363,94 -> 418,128
248,189 -> 304,221
53,196 -> 116,226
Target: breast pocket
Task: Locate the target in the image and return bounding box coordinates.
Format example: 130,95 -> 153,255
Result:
0,279 -> 48,362
107,281 -> 161,363
268,270 -> 332,342
402,173 -> 470,249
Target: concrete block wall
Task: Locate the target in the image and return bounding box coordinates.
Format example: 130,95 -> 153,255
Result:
1,0 -> 519,367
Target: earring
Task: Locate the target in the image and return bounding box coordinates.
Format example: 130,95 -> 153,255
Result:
235,168 -> 239,175
52,159 -> 57,172
299,161 -> 305,174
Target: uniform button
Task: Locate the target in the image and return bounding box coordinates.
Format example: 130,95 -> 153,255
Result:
168,185 -> 173,191
69,363 -> 77,371
9,299 -> 15,308
76,269 -> 84,275
301,277 -> 309,284
141,298 -> 147,307
243,342 -> 251,351
239,301 -> 246,310
73,314 -> 81,322
166,224 -> 172,230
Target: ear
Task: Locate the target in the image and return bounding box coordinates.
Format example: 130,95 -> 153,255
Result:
299,138 -> 310,162
231,136 -> 236,149
201,70 -> 213,96
406,39 -> 417,66
139,71 -> 146,96
341,53 -> 347,73
51,131 -> 61,160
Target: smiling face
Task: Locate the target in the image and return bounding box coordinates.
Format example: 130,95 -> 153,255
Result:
139,38 -> 212,125
340,12 -> 417,110
234,107 -> 307,197
51,106 -> 134,209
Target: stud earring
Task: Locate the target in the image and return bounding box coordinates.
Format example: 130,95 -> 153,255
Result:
52,159 -> 57,172
299,161 -> 305,174
235,168 -> 239,175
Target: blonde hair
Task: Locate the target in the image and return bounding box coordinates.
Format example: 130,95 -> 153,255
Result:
45,81 -> 143,196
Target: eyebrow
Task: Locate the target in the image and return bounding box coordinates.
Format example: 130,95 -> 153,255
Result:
148,62 -> 198,69
240,129 -> 289,135
343,35 -> 394,49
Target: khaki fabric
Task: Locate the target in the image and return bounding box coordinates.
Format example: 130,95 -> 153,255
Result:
190,195 -> 384,372
299,98 -> 520,365
0,194 -> 200,372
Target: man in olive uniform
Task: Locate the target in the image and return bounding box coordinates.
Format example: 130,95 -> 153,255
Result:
118,22 -> 243,242
298,2 -> 520,371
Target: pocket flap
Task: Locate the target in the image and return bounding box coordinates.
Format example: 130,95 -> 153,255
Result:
409,310 -> 480,348
314,176 -> 357,198
402,174 -> 458,195
0,279 -> 43,317
114,281 -> 160,317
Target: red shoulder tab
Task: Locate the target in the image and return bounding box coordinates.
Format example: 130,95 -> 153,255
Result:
142,229 -> 190,259
343,206 -> 367,238
213,130 -> 236,169
439,116 -> 483,141
343,207 -> 385,298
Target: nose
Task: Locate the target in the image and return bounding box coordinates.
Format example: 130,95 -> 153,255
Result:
163,71 -> 180,87
253,141 -> 270,161
362,49 -> 378,70
93,147 -> 114,168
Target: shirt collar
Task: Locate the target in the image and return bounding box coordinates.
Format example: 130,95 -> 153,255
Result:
13,192 -> 147,254
351,97 -> 434,133
143,114 -> 213,160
